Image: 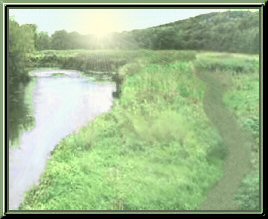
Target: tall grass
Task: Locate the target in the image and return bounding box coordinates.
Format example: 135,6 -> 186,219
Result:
223,59 -> 260,210
195,52 -> 260,210
21,50 -> 260,210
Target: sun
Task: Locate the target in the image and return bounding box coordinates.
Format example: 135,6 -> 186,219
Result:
88,10 -> 120,38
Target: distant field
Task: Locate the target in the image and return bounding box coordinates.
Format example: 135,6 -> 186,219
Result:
21,50 -> 260,210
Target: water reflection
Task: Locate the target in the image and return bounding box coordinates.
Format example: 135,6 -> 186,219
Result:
9,70 -> 116,210
9,80 -> 36,147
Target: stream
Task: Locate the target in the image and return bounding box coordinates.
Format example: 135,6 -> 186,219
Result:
8,69 -> 116,210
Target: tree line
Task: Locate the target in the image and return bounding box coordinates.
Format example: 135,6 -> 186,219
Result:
8,19 -> 36,83
34,11 -> 259,54
8,11 -> 259,81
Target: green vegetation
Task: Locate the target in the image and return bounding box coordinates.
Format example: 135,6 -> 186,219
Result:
235,171 -> 260,210
51,73 -> 66,77
9,79 -> 37,147
9,10 -> 259,81
195,53 -> 260,209
194,53 -> 259,210
20,50 -> 259,210
8,20 -> 36,83
28,50 -> 140,74
8,19 -> 37,146
221,55 -> 260,210
9,10 -> 260,211
34,11 -> 259,54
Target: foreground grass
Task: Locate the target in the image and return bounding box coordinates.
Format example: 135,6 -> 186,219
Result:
194,53 -> 260,210
20,50 -> 260,210
221,57 -> 260,210
194,53 -> 259,210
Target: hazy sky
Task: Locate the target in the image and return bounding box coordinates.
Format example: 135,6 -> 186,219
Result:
9,9 -> 254,36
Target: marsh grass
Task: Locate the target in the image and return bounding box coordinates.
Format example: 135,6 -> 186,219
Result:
20,50 -> 260,211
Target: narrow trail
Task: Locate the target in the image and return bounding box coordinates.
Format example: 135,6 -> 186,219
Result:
195,69 -> 253,210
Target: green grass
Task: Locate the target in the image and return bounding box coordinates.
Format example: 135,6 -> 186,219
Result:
194,52 -> 260,210
196,52 -> 259,167
222,57 -> 260,210
20,50 -> 260,210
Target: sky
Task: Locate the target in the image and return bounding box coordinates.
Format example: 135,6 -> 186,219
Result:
9,9 -> 255,36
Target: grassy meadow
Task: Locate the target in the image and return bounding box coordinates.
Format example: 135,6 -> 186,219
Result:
20,50 -> 260,210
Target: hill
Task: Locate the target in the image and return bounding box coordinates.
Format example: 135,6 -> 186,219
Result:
22,10 -> 260,53
117,11 -> 259,53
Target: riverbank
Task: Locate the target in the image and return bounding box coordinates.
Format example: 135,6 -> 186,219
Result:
19,50 -> 260,210
9,70 -> 116,209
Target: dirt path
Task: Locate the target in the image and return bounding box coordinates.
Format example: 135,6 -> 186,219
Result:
195,69 -> 253,210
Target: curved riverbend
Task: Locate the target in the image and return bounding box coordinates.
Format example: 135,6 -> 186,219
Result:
9,69 -> 116,210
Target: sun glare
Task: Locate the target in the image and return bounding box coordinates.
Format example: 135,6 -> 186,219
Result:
86,11 -> 120,38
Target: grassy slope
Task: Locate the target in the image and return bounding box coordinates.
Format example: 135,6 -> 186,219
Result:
20,51 -> 260,210
122,11 -> 259,54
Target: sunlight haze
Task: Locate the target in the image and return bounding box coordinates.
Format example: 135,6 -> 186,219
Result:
8,9 -> 234,36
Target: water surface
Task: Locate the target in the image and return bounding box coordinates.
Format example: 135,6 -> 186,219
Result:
9,69 -> 116,210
